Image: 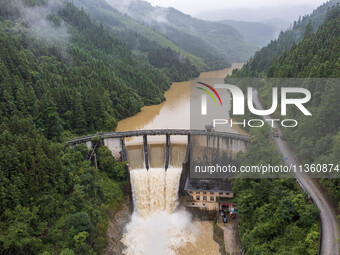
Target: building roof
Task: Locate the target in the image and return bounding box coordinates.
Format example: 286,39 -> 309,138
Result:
184,177 -> 233,193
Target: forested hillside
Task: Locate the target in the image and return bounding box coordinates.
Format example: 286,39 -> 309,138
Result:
0,0 -> 192,254
231,4 -> 340,253
234,128 -> 320,254
72,0 -> 204,76
232,0 -> 340,76
266,5 -> 340,214
100,0 -> 258,64
0,0 -> 175,137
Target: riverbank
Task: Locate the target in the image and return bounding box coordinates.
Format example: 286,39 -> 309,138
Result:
199,63 -> 244,79
104,197 -> 132,255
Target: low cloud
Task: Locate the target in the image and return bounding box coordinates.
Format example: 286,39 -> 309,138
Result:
105,0 -> 135,14
14,0 -> 70,56
105,0 -> 169,25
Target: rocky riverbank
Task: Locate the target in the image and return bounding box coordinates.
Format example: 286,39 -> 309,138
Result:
104,196 -> 132,255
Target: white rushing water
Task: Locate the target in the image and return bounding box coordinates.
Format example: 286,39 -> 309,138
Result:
121,168 -> 198,255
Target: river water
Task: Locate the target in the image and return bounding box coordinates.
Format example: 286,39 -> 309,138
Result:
116,63 -> 244,142
118,63 -> 243,255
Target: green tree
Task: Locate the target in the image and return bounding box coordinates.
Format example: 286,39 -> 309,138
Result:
97,146 -> 126,181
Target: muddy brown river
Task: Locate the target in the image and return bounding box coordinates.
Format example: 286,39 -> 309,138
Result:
116,63 -> 244,138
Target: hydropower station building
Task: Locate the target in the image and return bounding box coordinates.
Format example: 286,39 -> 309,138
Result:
184,178 -> 234,213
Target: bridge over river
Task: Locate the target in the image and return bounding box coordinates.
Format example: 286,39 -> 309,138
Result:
67,129 -> 250,170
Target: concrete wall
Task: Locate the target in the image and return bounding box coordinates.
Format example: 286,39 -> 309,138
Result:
185,206 -> 217,220
103,138 -> 122,160
187,201 -> 218,211
192,135 -> 247,158
85,141 -> 92,149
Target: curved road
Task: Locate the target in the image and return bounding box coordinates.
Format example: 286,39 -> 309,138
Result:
252,89 -> 340,255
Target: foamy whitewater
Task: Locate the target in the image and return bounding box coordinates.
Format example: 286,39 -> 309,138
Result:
121,168 -> 198,255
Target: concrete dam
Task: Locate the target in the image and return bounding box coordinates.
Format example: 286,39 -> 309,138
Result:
68,129 -> 250,254
68,129 -> 250,172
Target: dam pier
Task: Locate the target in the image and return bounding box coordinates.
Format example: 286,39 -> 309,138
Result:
68,128 -> 250,204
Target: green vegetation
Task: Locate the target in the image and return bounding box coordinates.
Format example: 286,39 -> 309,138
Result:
97,147 -> 126,181
232,4 -> 340,213
0,0 -> 183,253
236,126 -> 282,166
0,0 -> 209,252
0,0 -> 172,139
0,117 -> 126,254
234,177 -> 319,254
234,127 -> 320,254
71,0 -> 205,74
70,0 -> 207,72
232,0 -> 340,76
93,0 -> 258,65
154,6 -> 251,65
230,4 -> 339,253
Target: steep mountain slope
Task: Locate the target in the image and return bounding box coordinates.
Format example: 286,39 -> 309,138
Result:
229,4 -> 340,254
73,0 -> 208,73
0,0 -> 161,254
265,6 -> 340,209
102,0 -> 258,63
0,0 -> 183,137
230,6 -> 340,253
232,0 -> 340,76
219,19 -> 278,47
